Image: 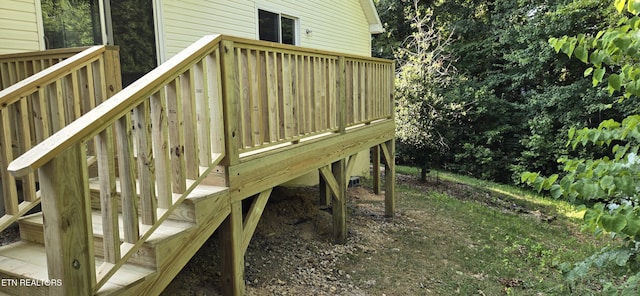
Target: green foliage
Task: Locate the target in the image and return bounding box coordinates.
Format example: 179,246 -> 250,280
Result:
391,0 -> 467,171
41,0 -> 101,48
523,1 -> 640,293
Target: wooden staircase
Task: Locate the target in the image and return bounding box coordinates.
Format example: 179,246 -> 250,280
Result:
0,180 -> 229,295
0,34 -> 396,295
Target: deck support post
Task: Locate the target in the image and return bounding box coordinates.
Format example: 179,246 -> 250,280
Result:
332,158 -> 347,243
382,139 -> 396,217
221,201 -> 245,296
319,158 -> 347,244
372,145 -> 381,194
39,144 -> 94,296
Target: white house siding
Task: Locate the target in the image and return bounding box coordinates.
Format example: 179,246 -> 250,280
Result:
257,0 -> 372,56
0,0 -> 43,54
160,0 -> 372,60
160,0 -> 256,60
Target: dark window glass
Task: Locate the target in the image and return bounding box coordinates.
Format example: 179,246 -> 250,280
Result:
110,0 -> 158,85
258,10 -> 279,43
281,16 -> 295,45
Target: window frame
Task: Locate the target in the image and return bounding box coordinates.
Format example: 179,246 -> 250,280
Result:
257,8 -> 299,45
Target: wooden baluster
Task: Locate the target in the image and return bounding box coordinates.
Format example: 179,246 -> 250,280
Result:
329,58 -> 337,129
51,80 -> 66,132
338,57 -> 346,134
166,79 -> 187,194
208,49 -> 225,155
115,114 -> 139,242
150,90 -> 172,209
291,55 -> 299,137
181,71 -> 199,178
313,57 -> 322,132
134,101 -> 156,225
238,48 -> 251,148
249,49 -> 261,147
0,108 -> 18,215
306,56 -> 313,133
18,99 -> 37,202
266,51 -> 279,143
344,61 -> 353,127
96,127 -> 120,263
195,60 -> 212,164
282,54 -> 294,139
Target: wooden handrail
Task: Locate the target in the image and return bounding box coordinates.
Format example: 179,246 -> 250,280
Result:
0,47 -> 89,90
0,46 -> 110,108
0,46 -> 90,61
0,45 -> 121,234
8,36 -> 222,176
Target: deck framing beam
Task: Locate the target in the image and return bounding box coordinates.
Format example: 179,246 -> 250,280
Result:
228,120 -> 394,202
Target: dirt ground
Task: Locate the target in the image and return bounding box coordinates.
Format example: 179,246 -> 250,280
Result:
162,174 -> 562,296
162,185 -> 391,296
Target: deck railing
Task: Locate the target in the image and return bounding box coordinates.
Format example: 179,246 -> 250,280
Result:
0,47 -> 89,90
6,35 -> 393,295
0,46 -> 121,231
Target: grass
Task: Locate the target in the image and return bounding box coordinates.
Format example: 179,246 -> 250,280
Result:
340,166 -> 613,295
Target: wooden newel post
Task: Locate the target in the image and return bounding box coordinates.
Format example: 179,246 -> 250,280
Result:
39,144 -> 95,296
104,46 -> 123,98
220,40 -> 240,166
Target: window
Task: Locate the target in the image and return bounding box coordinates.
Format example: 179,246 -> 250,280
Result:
258,9 -> 297,45
41,0 -> 103,49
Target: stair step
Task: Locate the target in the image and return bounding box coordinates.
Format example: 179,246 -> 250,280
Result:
18,211 -> 193,269
0,241 -> 154,296
88,178 -> 228,223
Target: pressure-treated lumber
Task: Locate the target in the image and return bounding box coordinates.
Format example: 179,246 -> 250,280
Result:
38,144 -> 95,296
383,139 -> 396,217
220,201 -> 245,296
0,34 -> 395,296
228,120 -> 394,202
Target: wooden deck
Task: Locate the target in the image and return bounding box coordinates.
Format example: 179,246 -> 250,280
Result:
0,35 -> 395,295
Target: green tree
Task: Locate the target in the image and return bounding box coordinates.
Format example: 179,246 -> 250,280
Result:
41,0 -> 102,49
392,0 -> 467,180
523,1 -> 640,293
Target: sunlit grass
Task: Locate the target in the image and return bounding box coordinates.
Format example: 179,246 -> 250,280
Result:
396,166 -> 585,220
347,166 -> 611,295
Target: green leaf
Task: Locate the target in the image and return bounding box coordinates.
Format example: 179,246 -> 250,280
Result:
575,45 -> 589,63
550,184 -> 563,199
599,175 -> 615,190
623,212 -> 640,237
593,68 -> 606,87
584,67 -> 594,77
616,0 -> 627,13
601,214 -> 627,233
608,74 -> 622,93
521,171 -> 538,184
628,0 -> 640,14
